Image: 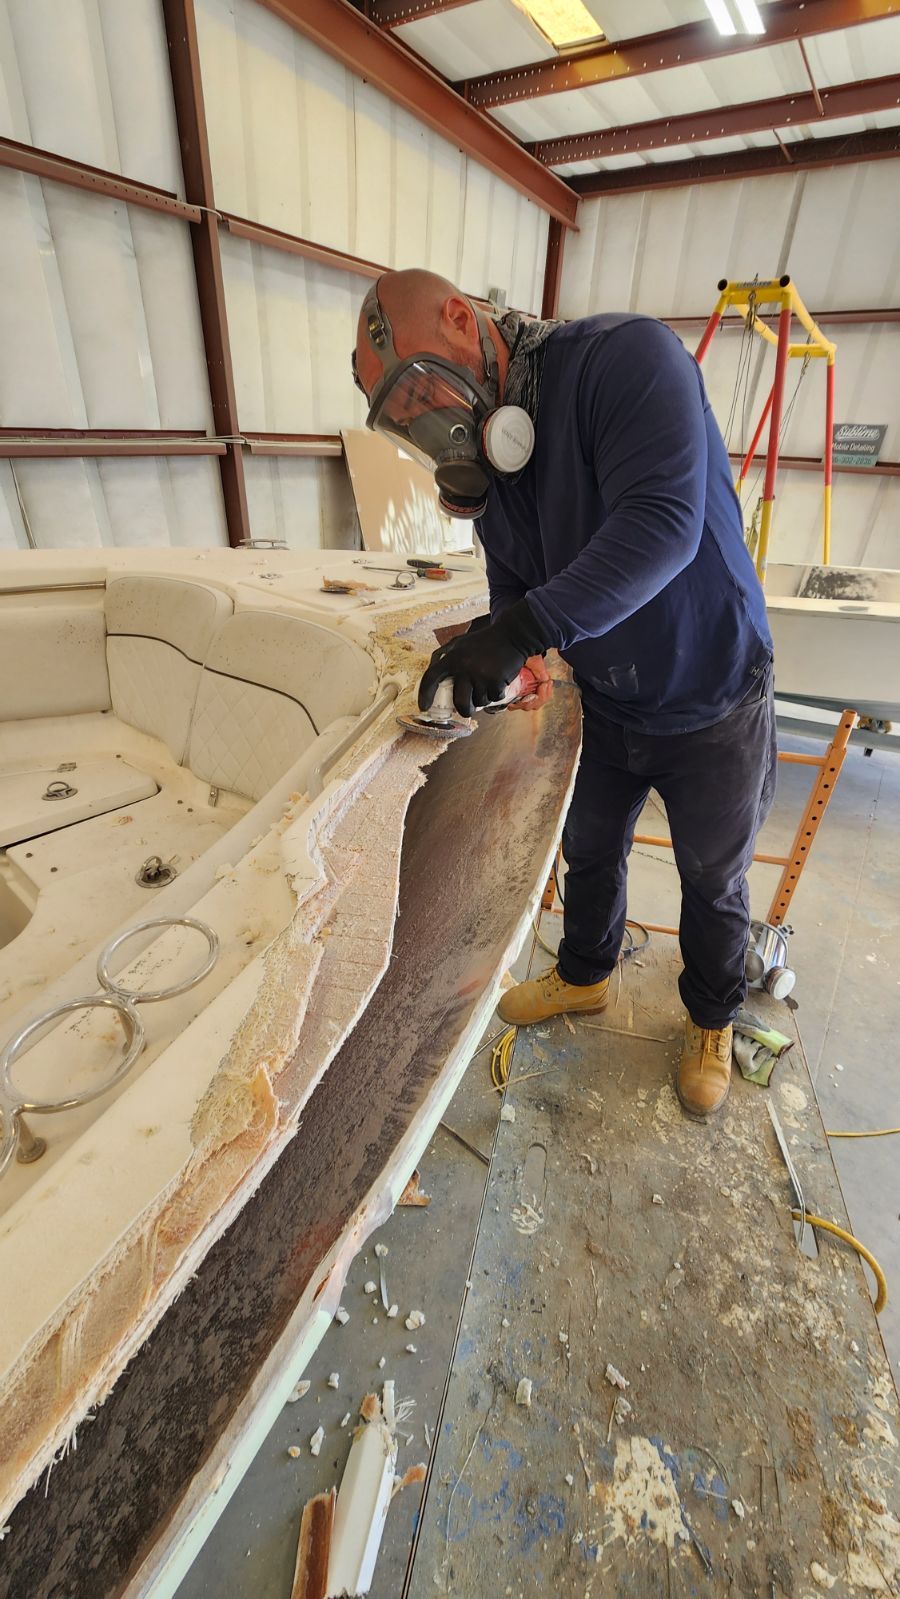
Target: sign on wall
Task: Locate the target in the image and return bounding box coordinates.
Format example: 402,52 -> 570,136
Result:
831,422 -> 888,468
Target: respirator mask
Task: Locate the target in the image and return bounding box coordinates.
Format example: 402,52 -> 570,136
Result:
351,281 -> 534,518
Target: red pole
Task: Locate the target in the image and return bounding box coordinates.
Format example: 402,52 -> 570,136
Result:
737,383 -> 775,484
763,306 -> 793,503
755,302 -> 793,581
695,308 -> 722,365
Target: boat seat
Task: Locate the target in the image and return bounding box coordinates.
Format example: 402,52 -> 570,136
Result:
105,576 -> 233,765
187,609 -> 377,802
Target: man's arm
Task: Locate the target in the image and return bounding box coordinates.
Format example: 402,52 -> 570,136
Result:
483,542 -> 527,620
525,320 -> 708,650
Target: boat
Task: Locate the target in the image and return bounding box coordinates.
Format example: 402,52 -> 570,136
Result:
0,546 -> 581,1549
765,562 -> 900,726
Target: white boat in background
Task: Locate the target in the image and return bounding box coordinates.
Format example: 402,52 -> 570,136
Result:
766,563 -> 900,726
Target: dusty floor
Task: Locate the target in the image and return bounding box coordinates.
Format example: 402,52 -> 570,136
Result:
176,724 -> 900,1598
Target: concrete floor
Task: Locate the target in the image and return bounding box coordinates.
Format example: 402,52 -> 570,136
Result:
177,722 -> 900,1598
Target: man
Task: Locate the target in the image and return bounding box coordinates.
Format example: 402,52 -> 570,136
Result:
352,270 -> 775,1120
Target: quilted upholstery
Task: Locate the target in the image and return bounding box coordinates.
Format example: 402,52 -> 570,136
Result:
105,575 -> 232,659
105,577 -> 232,763
186,609 -> 377,801
199,610 -> 376,734
106,638 -> 199,766
187,674 -> 317,802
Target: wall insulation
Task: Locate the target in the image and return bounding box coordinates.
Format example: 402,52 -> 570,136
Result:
559,160 -> 900,569
0,0 -> 549,552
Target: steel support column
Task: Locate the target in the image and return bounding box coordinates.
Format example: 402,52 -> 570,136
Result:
162,0 -> 250,549
541,217 -> 565,319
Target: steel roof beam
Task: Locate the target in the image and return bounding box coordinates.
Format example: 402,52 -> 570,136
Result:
531,72 -> 900,165
459,0 -> 900,108
254,0 -> 578,225
567,126 -> 900,197
364,0 -> 479,25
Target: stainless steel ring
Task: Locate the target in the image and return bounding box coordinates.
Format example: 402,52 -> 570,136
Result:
0,993 -> 145,1113
96,916 -> 219,1003
0,1109 -> 17,1180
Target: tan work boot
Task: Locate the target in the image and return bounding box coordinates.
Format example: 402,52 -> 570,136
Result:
676,1020 -> 733,1120
497,965 -> 609,1026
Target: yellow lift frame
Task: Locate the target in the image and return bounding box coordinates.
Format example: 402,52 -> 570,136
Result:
695,276 -> 836,583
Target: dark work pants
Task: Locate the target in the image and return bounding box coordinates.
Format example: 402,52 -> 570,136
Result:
556,672 -> 777,1028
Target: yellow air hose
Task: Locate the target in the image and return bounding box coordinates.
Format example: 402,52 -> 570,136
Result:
791,1210 -> 888,1314
827,1126 -> 900,1138
490,1027 -> 517,1091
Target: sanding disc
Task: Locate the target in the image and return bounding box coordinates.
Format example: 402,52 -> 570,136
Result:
396,712 -> 472,740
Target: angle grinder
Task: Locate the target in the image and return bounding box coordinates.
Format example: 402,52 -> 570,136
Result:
397,666 -> 541,740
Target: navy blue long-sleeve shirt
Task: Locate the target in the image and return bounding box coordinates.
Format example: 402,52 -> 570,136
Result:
479,314 -> 773,734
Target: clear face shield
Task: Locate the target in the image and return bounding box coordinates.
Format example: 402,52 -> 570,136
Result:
366,357 -> 499,515
352,283 -> 534,519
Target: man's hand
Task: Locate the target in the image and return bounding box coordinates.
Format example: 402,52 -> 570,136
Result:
508,654 -> 553,712
418,598 -> 550,719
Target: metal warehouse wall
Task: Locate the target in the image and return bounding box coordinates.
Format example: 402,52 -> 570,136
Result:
559,161 -> 900,571
0,0 -> 548,552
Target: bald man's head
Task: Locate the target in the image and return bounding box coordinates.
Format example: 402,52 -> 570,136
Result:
353,269 -> 501,403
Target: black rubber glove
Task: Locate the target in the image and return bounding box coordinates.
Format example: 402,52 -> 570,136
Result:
418,598 -> 551,718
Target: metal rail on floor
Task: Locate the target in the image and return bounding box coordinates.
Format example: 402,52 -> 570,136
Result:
544,709 -> 858,936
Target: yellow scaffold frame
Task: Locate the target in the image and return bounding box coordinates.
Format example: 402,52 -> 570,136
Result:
695,276 -> 836,584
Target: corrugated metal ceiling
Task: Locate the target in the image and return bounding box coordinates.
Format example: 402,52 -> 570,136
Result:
393,2 -> 900,175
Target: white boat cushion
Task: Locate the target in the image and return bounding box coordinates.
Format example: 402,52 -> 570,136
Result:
105,577 -> 233,763
1,592 -> 110,721
187,610 -> 377,802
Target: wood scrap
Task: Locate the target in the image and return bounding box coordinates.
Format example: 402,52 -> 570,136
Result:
321,577 -> 376,594
398,1169 -> 431,1206
291,1488 -> 336,1599
392,1462 -> 427,1500
326,1394 -> 398,1597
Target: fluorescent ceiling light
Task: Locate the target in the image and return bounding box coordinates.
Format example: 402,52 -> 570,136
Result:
513,0 -> 604,51
705,0 -> 737,35
734,0 -> 766,31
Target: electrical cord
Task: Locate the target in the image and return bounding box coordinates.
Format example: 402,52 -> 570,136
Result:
791,1209 -> 888,1314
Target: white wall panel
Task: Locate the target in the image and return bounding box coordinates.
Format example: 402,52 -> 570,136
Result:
0,0 -> 183,191
787,165 -> 900,311
760,476 -> 900,570
0,172 -> 212,430
0,458 -> 228,551
195,0 -> 548,313
559,162 -> 900,575
244,457 -> 359,551
221,233 -> 370,436
560,161 -> 900,320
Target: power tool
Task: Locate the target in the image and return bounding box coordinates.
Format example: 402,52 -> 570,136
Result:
397,666 -> 541,740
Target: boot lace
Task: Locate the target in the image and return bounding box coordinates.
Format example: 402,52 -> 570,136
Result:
703,1027 -> 732,1063
688,1023 -> 732,1064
